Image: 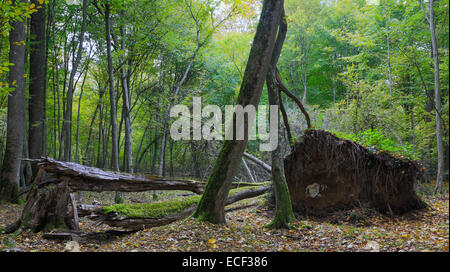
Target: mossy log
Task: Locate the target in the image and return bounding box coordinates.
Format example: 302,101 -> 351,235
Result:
284,130 -> 427,216
86,186 -> 271,230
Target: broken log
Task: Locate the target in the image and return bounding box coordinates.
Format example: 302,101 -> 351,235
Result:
284,130 -> 427,216
7,158 -> 266,233
29,157 -> 205,194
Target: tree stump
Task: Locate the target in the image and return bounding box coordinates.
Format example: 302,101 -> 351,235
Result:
284,130 -> 427,216
6,179 -> 75,233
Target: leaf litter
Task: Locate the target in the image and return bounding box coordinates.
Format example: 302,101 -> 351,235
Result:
0,185 -> 448,252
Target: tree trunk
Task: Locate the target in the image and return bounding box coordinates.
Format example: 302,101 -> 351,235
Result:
105,4 -> 119,173
427,0 -> 444,194
28,0 -> 47,177
75,66 -> 89,164
384,0 -> 394,131
120,25 -> 133,174
265,9 -> 296,229
158,124 -> 168,177
0,0 -> 27,203
61,0 -> 88,162
193,0 -> 284,224
104,4 -> 120,202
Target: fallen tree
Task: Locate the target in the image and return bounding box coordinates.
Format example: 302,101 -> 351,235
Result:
26,157 -> 206,194
5,158 -> 269,233
284,130 -> 427,216
79,186 -> 270,230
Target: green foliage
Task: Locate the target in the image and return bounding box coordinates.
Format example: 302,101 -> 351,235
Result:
332,128 -> 418,160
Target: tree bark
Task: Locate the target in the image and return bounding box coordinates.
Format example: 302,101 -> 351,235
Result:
28,0 -> 47,177
265,9 -> 295,229
120,25 -> 133,174
193,0 -> 284,224
420,0 -> 444,194
428,0 -> 444,194
0,0 -> 27,203
384,0 -> 394,131
104,4 -> 119,173
103,4 -> 121,202
61,0 -> 88,162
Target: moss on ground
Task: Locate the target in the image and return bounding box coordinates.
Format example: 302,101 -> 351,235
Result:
103,186 -> 265,219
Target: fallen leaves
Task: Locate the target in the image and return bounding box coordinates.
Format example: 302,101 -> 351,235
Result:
0,187 -> 448,252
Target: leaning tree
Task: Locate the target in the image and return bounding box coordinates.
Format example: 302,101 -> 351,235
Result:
192,0 -> 284,224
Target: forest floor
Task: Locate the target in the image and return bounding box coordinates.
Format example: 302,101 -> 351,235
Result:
0,182 -> 448,252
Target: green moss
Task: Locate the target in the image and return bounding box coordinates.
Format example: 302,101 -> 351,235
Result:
104,186 -> 263,219
104,195 -> 201,219
21,212 -> 32,229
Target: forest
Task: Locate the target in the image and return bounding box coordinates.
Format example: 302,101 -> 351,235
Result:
0,0 -> 448,253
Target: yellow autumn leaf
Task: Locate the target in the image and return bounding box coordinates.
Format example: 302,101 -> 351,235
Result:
208,238 -> 216,244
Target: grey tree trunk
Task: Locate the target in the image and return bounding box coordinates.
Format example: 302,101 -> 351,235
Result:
120,26 -> 133,174
0,0 -> 27,203
61,0 -> 88,162
420,0 -> 444,194
104,4 -> 121,202
75,67 -> 89,164
104,4 -> 119,172
427,0 -> 444,194
193,0 -> 284,224
28,0 -> 47,176
384,0 -> 394,131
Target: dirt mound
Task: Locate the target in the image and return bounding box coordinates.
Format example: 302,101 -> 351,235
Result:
284,130 -> 426,216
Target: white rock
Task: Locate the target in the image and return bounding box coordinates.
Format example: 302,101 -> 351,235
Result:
64,241 -> 80,252
364,241 -> 380,252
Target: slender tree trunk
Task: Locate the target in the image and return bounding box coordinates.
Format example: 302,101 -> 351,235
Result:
105,5 -> 119,171
135,125 -> 149,172
0,0 -> 27,203
158,123 -> 168,177
85,89 -> 105,165
301,71 -> 307,105
104,4 -> 119,175
169,139 -> 174,178
420,0 -> 444,193
28,0 -> 47,176
75,67 -> 89,163
384,0 -> 394,131
427,0 -> 444,194
265,9 -> 295,229
193,0 -> 284,224
61,0 -> 88,162
120,26 -> 133,174
151,130 -> 159,174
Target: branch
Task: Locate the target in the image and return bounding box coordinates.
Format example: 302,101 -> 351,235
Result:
243,152 -> 272,173
275,68 -> 312,129
418,0 -> 431,25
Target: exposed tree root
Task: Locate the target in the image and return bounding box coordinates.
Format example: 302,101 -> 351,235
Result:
284,130 -> 427,216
